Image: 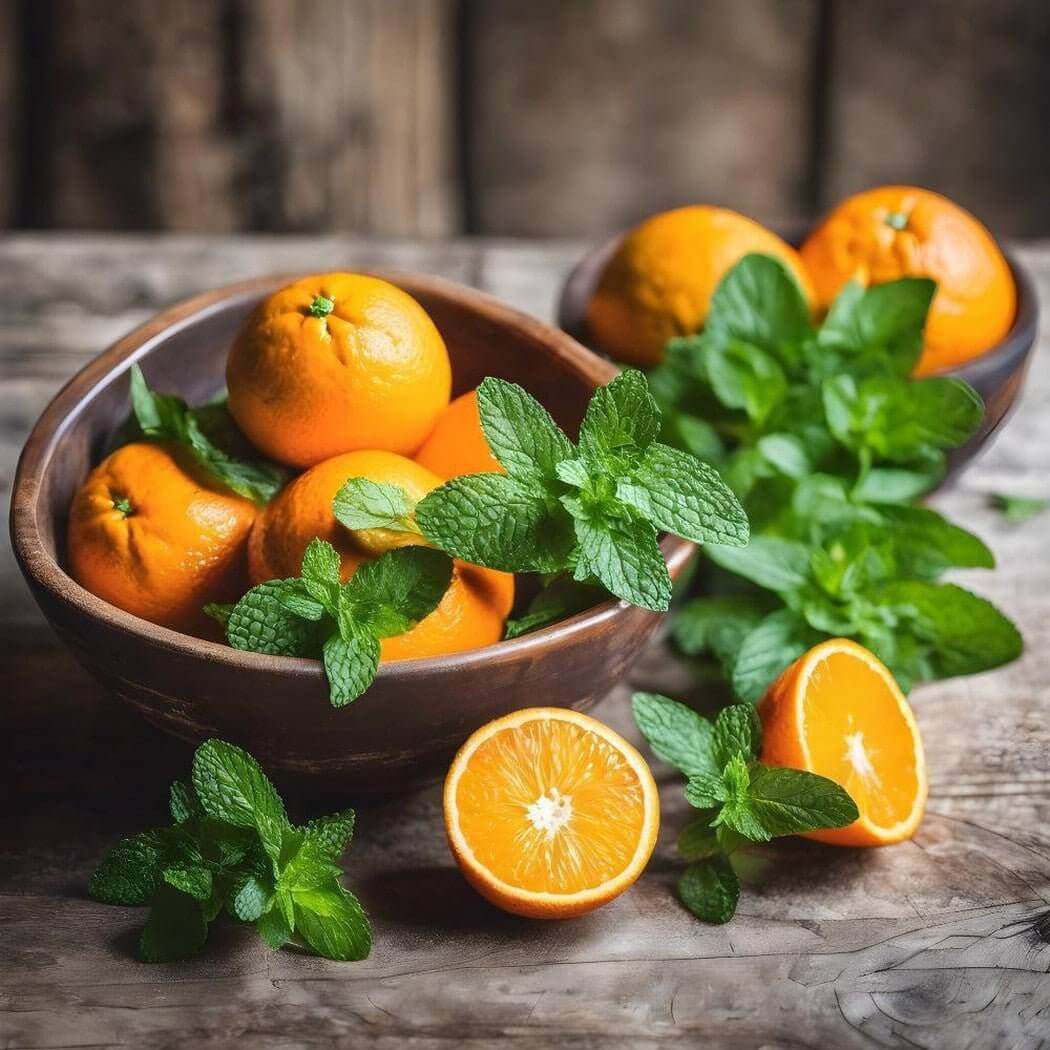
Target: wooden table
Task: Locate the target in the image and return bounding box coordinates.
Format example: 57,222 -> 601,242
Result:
2,236 -> 1049,1049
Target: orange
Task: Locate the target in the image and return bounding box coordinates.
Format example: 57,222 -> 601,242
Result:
587,205 -> 815,367
444,707 -> 659,918
758,638 -> 927,847
67,441 -> 256,635
227,273 -> 452,468
247,449 -> 513,660
800,186 -> 1016,375
414,390 -> 505,480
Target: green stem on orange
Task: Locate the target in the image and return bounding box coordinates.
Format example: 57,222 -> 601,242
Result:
307,294 -> 335,319
112,496 -> 134,518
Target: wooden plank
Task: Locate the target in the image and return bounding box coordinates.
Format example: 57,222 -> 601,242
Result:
42,0 -> 236,230
822,0 -> 1050,237
464,0 -> 818,236
239,0 -> 459,235
2,238 -> 1050,1047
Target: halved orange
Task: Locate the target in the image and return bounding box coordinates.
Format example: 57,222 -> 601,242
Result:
758,638 -> 927,847
444,708 -> 660,918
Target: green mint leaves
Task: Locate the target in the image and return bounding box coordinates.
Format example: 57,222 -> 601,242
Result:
414,371 -> 748,612
333,478 -> 422,534
88,739 -> 370,963
128,365 -> 288,503
222,537 -> 452,706
650,253 -> 1021,698
631,691 -> 857,924
990,493 -> 1047,524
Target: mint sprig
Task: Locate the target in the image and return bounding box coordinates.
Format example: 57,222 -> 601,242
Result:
222,538 -> 452,706
410,370 -> 748,612
88,739 -> 370,963
650,253 -> 1021,697
631,691 -> 858,924
127,365 -> 288,503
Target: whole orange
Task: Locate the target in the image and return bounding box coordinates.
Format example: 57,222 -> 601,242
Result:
248,449 -> 514,660
800,186 -> 1016,375
587,206 -> 815,367
67,441 -> 256,635
227,273 -> 452,468
414,390 -> 504,480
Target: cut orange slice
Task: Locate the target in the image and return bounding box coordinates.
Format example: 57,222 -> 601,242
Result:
758,638 -> 927,846
444,707 -> 660,918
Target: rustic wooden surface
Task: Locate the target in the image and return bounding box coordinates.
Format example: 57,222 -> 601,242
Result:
2,235 -> 1050,1048
5,0 -> 1050,237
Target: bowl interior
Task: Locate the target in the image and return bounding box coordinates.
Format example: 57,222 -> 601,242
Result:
31,274 -> 616,585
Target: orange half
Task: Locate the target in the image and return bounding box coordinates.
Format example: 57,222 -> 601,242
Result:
444,708 -> 660,917
759,638 -> 927,846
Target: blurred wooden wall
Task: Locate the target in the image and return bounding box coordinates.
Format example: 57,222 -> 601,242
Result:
2,0 -> 1048,238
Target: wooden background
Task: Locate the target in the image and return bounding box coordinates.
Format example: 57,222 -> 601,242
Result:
2,0 -> 1049,239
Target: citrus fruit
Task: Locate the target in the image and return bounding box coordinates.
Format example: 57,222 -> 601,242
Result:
67,441 -> 256,635
227,273 -> 452,468
414,390 -> 504,479
247,449 -> 513,659
444,707 -> 660,917
800,186 -> 1016,376
587,205 -> 814,367
758,638 -> 927,846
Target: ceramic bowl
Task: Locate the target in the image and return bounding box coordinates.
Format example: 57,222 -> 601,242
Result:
12,273 -> 694,793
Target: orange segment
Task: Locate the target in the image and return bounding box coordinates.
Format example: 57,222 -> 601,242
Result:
758,638 -> 927,846
444,708 -> 659,917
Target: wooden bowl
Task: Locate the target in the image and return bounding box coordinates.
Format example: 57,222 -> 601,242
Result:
11,273 -> 694,794
557,233 -> 1040,473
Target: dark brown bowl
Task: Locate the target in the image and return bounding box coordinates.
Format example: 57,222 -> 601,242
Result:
557,232 -> 1040,473
11,273 -> 694,794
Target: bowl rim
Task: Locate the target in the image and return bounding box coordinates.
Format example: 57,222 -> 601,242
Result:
11,270 -> 694,683
556,229 -> 1040,383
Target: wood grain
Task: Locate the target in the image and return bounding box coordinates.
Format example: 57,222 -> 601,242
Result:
822,0 -> 1050,237
2,236 -> 1050,1047
464,0 -> 818,236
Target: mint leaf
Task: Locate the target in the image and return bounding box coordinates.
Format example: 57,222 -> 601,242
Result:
678,856 -> 739,925
731,609 -> 822,704
332,478 -> 421,534
203,602 -> 235,628
852,465 -> 941,502
756,433 -> 811,479
322,629 -> 380,708
343,546 -> 452,637
711,755 -> 771,841
169,781 -> 201,824
572,513 -> 671,611
292,883 -> 372,962
300,538 -> 342,611
671,596 -> 766,666
685,773 -> 730,809
617,442 -> 749,547
712,705 -> 761,767
129,365 -> 286,503
191,739 -> 288,863
876,505 -> 994,576
278,831 -> 344,893
736,766 -> 859,838
703,338 -> 787,425
504,575 -> 604,639
417,474 -> 573,573
991,493 -> 1048,524
875,580 -> 1022,679
256,905 -> 293,949
704,253 -> 812,356
276,589 -> 328,621
476,377 -> 573,483
818,277 -> 935,375
225,580 -> 321,657
677,816 -> 722,861
89,830 -> 167,905
578,368 -> 661,459
631,692 -> 718,778
301,809 -> 356,860
232,873 -> 273,921
162,862 -> 212,901
138,884 -> 208,963
706,537 -> 812,595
